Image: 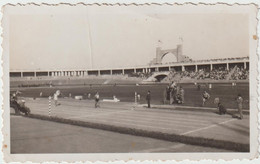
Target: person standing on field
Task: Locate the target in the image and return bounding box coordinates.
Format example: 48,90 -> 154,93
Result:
164,86 -> 170,104
197,84 -> 201,91
53,93 -> 58,106
95,92 -> 100,108
146,90 -> 151,108
54,90 -> 60,106
236,94 -> 243,119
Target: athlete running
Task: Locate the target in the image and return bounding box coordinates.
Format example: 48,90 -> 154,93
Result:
202,90 -> 210,106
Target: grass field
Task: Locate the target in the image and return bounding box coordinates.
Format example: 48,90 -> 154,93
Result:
11,82 -> 249,109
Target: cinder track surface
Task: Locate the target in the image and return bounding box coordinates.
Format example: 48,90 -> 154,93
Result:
22,98 -> 249,147
11,115 -> 229,153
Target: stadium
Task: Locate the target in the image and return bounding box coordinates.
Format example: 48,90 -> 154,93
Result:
7,5 -> 252,155
10,44 -> 249,107
10,44 -> 250,153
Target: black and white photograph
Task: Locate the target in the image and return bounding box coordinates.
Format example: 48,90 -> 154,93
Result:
1,2 -> 259,162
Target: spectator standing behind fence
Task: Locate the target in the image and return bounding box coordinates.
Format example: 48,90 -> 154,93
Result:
146,91 -> 151,108
236,94 -> 243,119
95,92 -> 100,108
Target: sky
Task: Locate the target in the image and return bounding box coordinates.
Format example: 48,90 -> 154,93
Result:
8,5 -> 250,71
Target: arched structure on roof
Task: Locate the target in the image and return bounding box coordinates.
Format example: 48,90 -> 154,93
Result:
149,44 -> 192,65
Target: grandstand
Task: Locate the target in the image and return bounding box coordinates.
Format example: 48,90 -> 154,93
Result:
9,44 -> 249,78
10,56 -> 249,85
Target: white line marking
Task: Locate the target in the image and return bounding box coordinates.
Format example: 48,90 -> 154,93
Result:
28,103 -> 230,127
31,107 -> 220,131
30,106 -> 219,131
181,119 -> 236,135
31,106 -> 227,125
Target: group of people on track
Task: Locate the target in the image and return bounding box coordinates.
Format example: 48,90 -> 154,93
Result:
200,85 -> 243,119
161,81 -> 244,120
164,81 -> 185,105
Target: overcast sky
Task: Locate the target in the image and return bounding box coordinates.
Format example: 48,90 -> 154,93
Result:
8,5 -> 250,71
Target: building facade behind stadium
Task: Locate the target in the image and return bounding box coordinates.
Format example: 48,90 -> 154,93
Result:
10,44 -> 249,80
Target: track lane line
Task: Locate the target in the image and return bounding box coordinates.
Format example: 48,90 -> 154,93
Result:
28,105 -> 209,128
180,119 -> 236,135
28,102 -> 232,126
30,107 -> 220,131
27,102 -> 230,123
30,107 -> 215,129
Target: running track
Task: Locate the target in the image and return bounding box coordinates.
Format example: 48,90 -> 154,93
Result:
20,98 -> 249,144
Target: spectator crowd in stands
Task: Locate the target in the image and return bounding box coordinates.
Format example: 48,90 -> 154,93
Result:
129,64 -> 249,81
196,67 -> 229,80
231,67 -> 249,80
165,66 -> 249,81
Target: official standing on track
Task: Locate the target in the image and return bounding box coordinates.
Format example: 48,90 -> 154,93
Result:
146,90 -> 151,108
236,94 -> 243,119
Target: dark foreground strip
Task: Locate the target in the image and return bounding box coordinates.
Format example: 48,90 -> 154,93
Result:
28,114 -> 249,152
